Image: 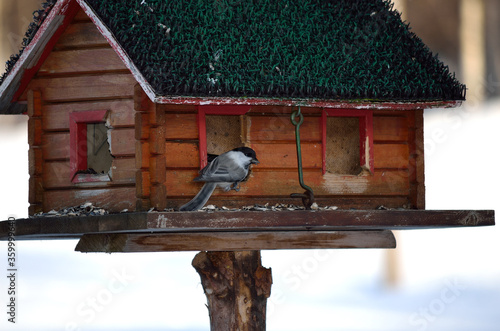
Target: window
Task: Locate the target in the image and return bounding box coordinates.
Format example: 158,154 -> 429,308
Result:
197,105 -> 251,168
322,109 -> 373,175
69,110 -> 113,183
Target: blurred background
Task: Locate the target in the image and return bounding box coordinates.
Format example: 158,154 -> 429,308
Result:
0,0 -> 499,330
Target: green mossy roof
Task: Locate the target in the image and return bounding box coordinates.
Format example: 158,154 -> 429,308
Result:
3,0 -> 466,102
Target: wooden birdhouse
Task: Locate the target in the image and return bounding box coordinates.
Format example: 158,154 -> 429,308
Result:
0,0 -> 469,212
0,0 -> 494,239
0,0 -> 494,232
0,1 -> 495,329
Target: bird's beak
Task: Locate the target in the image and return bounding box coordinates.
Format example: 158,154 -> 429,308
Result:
251,158 -> 260,165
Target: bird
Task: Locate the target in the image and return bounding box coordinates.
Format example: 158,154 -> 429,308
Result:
179,147 -> 259,211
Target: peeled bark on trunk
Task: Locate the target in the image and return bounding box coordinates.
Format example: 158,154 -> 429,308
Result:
192,250 -> 272,331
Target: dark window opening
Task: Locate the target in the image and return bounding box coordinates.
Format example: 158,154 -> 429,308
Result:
205,115 -> 243,156
85,122 -> 113,174
325,117 -> 362,175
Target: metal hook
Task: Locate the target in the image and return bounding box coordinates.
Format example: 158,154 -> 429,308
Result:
290,106 -> 315,210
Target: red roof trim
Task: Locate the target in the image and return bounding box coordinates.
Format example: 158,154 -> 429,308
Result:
154,97 -> 462,110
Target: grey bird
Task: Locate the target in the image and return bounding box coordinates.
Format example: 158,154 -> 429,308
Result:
179,147 -> 259,211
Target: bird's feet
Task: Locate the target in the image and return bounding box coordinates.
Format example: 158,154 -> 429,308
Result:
231,182 -> 240,192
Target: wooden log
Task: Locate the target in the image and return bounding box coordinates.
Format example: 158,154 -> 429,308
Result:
109,128 -> 135,156
373,115 -> 409,142
166,169 -> 410,196
42,133 -> 69,160
28,114 -> 42,147
43,186 -> 135,213
74,230 -> 396,252
38,48 -> 127,75
28,176 -> 44,207
148,102 -> 165,126
135,111 -> 150,140
150,155 -> 166,184
164,113 -> 198,139
149,126 -> 166,155
251,142 -> 322,169
150,184 -> 167,210
28,90 -> 44,216
29,147 -> 43,175
247,115 -> 320,142
27,89 -> 42,117
43,158 -> 135,188
53,21 -> 108,49
408,109 -> 425,209
43,100 -> 135,130
373,143 -> 409,169
135,141 -> 150,169
192,251 -> 272,331
24,73 -> 136,102
136,170 -> 151,198
165,142 -> 199,168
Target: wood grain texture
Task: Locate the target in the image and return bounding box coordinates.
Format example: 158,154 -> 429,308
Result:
165,142 -> 199,168
409,109 -> 425,209
0,210 -> 494,240
43,186 -> 135,213
74,230 -> 396,252
38,48 -> 127,75
109,128 -> 135,156
164,113 -> 198,140
252,142 -> 322,169
247,115 -> 320,142
43,128 -> 135,160
24,73 -> 136,102
373,144 -> 410,169
53,21 -> 108,49
191,251 -> 271,331
136,170 -> 150,198
43,100 -> 134,130
167,169 -> 410,197
373,115 -> 409,142
42,158 -> 135,188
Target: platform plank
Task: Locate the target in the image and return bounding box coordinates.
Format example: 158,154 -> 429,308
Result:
75,230 -> 396,252
0,210 -> 494,241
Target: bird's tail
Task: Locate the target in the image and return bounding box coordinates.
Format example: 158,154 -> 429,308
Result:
179,183 -> 217,211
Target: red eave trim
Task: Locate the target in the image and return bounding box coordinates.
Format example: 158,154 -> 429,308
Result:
10,0 -> 80,103
154,97 -> 463,110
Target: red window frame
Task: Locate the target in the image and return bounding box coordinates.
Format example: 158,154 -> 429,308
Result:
69,110 -> 110,183
321,109 -> 374,175
196,105 -> 252,169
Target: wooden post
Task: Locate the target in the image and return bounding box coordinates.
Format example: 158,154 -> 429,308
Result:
192,251 -> 272,331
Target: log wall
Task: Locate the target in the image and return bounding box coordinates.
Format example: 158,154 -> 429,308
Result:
23,10 -> 136,214
161,104 -> 423,210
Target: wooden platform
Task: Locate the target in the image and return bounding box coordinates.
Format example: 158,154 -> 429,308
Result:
0,210 -> 494,252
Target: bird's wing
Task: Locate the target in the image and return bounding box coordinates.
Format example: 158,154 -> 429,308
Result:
195,153 -> 248,183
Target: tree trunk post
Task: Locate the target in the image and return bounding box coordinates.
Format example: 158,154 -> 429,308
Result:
192,250 -> 272,330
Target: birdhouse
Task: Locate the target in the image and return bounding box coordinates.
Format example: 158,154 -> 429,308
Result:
1,1 -> 495,329
0,0 -> 494,243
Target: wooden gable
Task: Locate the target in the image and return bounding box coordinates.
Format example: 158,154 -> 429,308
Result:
24,9 -> 137,214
